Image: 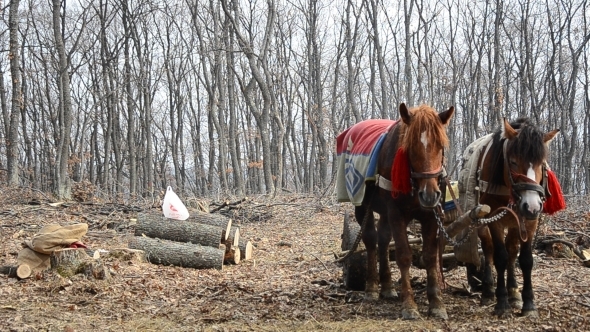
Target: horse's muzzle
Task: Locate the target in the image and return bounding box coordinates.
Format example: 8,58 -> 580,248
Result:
418,190 -> 441,208
519,198 -> 542,220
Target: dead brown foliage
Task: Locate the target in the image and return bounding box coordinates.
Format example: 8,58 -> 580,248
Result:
0,188 -> 589,331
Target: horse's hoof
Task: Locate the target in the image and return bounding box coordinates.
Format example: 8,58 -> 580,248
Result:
380,289 -> 397,300
521,309 -> 539,318
508,288 -> 522,309
401,308 -> 421,320
494,306 -> 512,318
480,296 -> 494,306
364,291 -> 379,301
509,298 -> 523,310
428,307 -> 448,320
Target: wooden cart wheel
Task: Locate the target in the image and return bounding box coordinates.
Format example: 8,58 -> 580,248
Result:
341,212 -> 367,291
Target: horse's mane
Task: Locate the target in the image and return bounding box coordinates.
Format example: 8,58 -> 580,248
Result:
399,104 -> 449,150
488,117 -> 548,186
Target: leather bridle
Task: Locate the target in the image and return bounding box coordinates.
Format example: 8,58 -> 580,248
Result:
502,139 -> 548,205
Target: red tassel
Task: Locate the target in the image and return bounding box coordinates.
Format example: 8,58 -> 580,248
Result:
391,147 -> 412,197
543,169 -> 566,215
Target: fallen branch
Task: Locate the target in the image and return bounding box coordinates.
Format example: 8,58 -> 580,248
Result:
539,238 -> 586,261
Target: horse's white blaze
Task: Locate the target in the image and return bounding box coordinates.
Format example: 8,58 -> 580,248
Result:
421,131 -> 428,151
526,163 -> 535,181
521,163 -> 542,214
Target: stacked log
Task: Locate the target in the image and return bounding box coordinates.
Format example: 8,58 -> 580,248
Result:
131,212 -> 253,270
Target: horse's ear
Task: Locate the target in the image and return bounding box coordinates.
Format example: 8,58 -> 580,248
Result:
502,118 -> 519,139
399,103 -> 411,125
438,106 -> 455,125
544,129 -> 560,144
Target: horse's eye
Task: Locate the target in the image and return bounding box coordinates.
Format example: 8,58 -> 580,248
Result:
509,160 -> 518,167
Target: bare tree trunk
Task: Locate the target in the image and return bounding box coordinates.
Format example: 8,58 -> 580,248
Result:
404,0 -> 414,105
52,0 -> 73,199
345,0 -> 361,123
221,0 -> 276,195
493,0 -> 504,126
122,0 -> 137,196
224,21 -> 245,196
7,0 -> 22,186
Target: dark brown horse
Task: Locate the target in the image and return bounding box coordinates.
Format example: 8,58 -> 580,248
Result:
342,103 -> 454,320
468,118 -> 559,317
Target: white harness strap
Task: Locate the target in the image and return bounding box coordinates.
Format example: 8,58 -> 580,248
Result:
375,174 -> 392,191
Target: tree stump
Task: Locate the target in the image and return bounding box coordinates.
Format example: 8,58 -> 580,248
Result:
50,248 -> 109,279
136,214 -> 226,247
340,213 -> 367,291
238,238 -> 253,261
128,236 -> 224,270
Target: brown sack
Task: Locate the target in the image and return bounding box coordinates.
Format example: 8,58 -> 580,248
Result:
24,223 -> 88,255
16,248 -> 50,273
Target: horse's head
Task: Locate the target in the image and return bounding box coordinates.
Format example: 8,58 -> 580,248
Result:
399,103 -> 454,208
501,118 -> 559,219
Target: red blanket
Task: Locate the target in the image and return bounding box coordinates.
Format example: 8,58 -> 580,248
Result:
336,119 -> 398,205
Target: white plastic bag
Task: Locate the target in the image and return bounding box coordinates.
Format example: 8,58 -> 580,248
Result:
162,186 -> 190,220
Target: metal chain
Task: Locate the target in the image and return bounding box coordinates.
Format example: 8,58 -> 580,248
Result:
435,207 -> 473,247
435,206 -> 508,247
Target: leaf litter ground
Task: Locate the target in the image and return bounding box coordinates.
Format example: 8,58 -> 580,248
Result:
0,189 -> 589,331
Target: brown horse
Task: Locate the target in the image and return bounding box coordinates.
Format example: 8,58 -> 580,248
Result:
468,118 -> 559,317
340,103 -> 454,320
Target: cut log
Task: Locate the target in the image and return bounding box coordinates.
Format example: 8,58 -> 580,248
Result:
337,237 -> 422,258
185,210 -> 232,239
238,238 -> 253,261
227,226 -> 240,248
224,246 -> 241,265
136,213 -> 226,247
0,265 -> 30,279
442,249 -> 483,260
16,264 -> 31,279
0,265 -> 18,277
128,236 -> 224,270
50,248 -> 109,279
444,204 -> 491,242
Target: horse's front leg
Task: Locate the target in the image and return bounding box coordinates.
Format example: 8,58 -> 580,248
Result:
506,228 -> 523,310
477,226 -> 496,305
489,223 -> 511,317
519,220 -> 539,318
421,217 -> 448,320
355,205 -> 379,300
377,217 -> 396,299
390,214 -> 419,319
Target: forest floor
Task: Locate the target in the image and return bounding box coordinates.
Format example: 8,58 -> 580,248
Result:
0,188 -> 589,332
